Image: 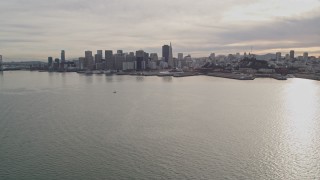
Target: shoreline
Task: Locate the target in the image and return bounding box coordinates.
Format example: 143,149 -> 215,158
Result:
1,70 -> 320,81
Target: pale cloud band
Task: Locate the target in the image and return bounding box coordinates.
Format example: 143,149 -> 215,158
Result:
0,0 -> 319,61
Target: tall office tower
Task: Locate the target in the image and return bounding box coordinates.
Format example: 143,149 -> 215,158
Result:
150,53 -> 159,61
95,53 -> 102,64
97,50 -> 103,57
168,42 -> 174,68
285,54 -> 290,60
114,53 -> 125,70
162,45 -> 170,62
125,53 -> 135,62
144,52 -> 150,68
53,58 -> 60,70
178,53 -> 183,60
276,52 -> 281,62
290,50 -> 295,59
61,50 -> 65,63
136,50 -> 145,71
303,52 -> 308,61
105,50 -> 113,70
78,57 -> 85,70
129,52 -> 135,56
85,51 -> 94,70
48,57 -> 53,67
117,50 -> 123,55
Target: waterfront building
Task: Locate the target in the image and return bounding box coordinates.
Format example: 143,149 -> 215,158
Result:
78,57 -> 85,70
148,61 -> 157,70
290,50 -> 295,59
61,50 -> 65,63
136,50 -> 146,71
85,51 -> 94,70
168,42 -> 174,68
114,54 -> 125,70
95,53 -> 103,70
53,58 -> 60,70
123,53 -> 136,71
144,52 -> 150,69
48,57 -> 53,68
60,50 -> 66,69
162,45 -> 169,63
95,53 -> 102,64
105,50 -> 113,70
150,53 -> 158,61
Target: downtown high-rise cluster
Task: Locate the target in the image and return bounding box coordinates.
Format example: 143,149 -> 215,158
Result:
47,43 -> 186,72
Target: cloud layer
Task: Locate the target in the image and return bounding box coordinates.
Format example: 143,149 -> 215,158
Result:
0,0 -> 319,60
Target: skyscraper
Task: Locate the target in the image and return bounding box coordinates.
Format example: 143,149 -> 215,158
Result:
48,57 -> 53,67
61,50 -> 65,63
290,50 -> 294,59
136,50 -> 145,71
168,42 -> 174,68
105,50 -> 113,70
150,53 -> 159,61
85,51 -> 94,70
162,45 -> 169,62
95,53 -> 102,64
178,53 -> 183,60
79,57 -> 85,70
97,50 -> 103,57
115,53 -> 125,70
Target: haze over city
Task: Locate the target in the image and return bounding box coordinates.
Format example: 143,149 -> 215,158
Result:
1,0 -> 320,61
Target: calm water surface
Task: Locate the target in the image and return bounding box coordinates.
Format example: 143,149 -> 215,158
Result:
0,71 -> 320,179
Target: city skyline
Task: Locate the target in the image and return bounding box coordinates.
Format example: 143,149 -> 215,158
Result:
1,0 -> 320,61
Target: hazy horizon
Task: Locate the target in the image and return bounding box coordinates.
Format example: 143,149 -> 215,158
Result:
1,0 -> 320,61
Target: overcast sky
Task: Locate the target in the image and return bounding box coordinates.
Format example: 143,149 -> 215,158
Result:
0,0 -> 320,61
